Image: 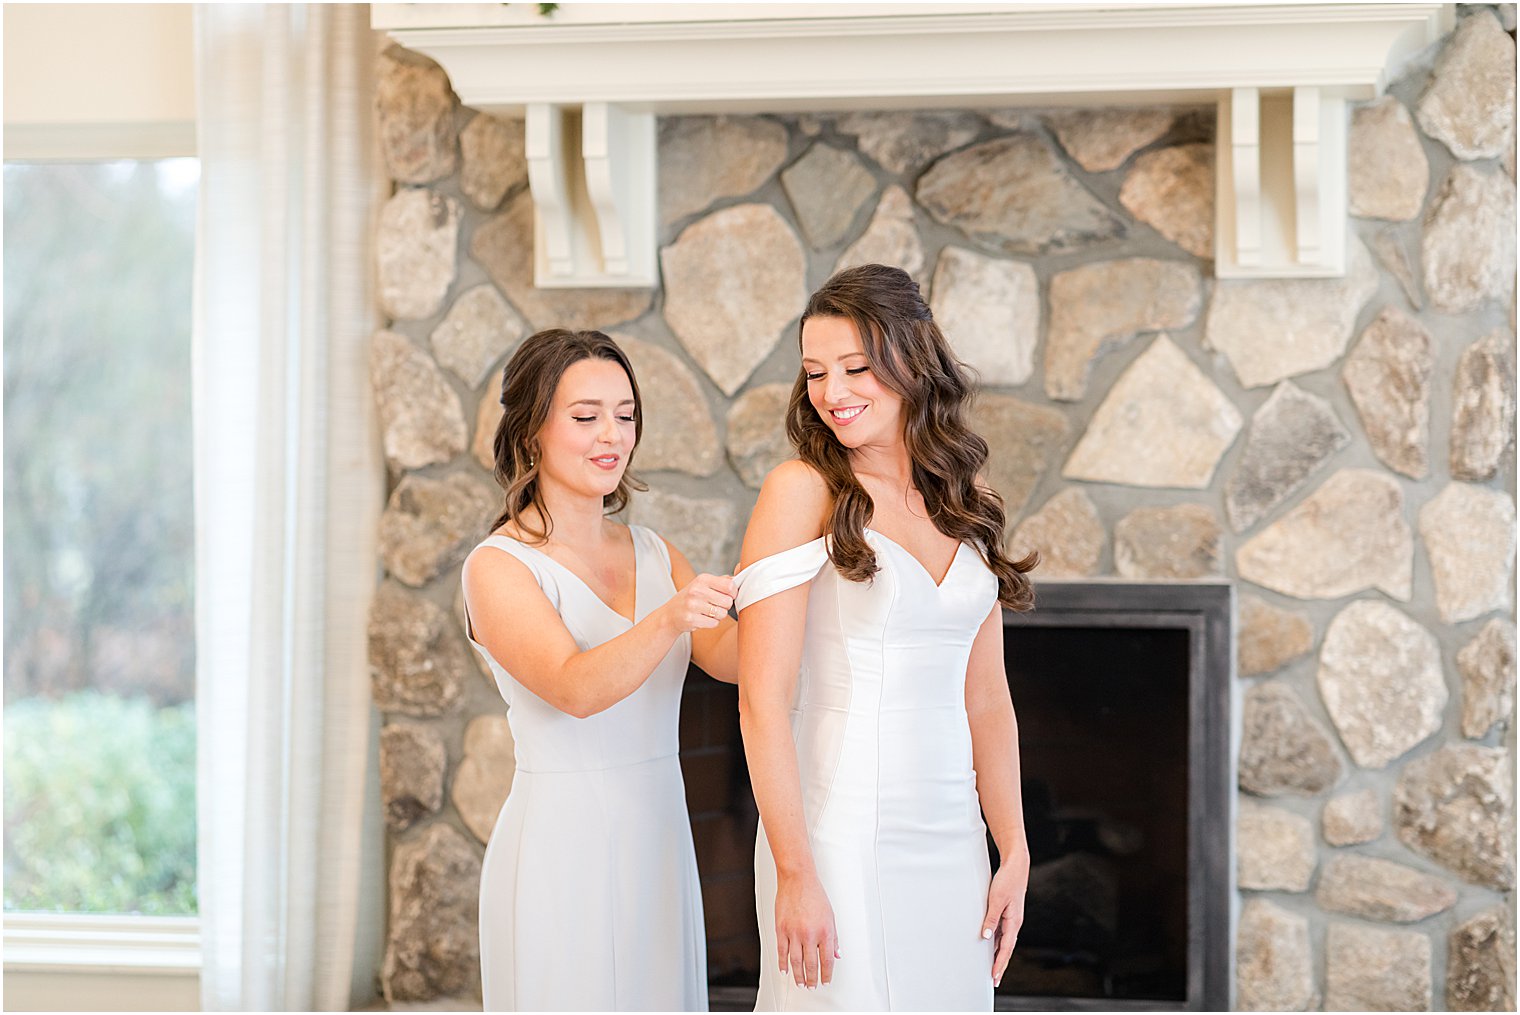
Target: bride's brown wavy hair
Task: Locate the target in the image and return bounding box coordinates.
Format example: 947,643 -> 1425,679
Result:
488,328 -> 646,543
786,264 -> 1037,611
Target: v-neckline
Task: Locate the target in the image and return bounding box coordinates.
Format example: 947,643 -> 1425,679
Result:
866,527 -> 966,589
502,528 -> 640,626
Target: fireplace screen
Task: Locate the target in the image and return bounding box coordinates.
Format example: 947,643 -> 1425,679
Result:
679,581 -> 1233,1012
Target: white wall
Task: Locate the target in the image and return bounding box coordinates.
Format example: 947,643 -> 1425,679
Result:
3,3 -> 196,157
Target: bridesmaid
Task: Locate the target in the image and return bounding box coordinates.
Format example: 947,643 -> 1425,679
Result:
461,328 -> 737,1011
734,264 -> 1033,1010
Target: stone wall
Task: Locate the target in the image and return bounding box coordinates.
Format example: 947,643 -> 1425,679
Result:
367,7 -> 1517,1008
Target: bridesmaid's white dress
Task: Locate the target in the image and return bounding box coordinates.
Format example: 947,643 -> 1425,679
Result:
736,529 -> 997,1011
465,525 -> 707,1012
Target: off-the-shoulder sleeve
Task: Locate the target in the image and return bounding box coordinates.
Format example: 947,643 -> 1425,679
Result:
734,537 -> 830,611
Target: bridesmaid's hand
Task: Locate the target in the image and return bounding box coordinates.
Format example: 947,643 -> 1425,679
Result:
776,870 -> 839,989
660,573 -> 736,634
982,851 -> 1029,988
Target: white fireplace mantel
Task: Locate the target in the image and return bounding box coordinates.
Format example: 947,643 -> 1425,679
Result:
373,3 -> 1455,283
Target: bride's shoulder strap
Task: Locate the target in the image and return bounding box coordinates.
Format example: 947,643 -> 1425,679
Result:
733,537 -> 830,612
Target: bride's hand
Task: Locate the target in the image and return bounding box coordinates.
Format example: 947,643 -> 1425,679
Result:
776,869 -> 839,989
982,849 -> 1029,988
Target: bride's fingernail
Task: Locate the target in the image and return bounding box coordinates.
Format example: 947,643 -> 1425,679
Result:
982,929 -> 993,940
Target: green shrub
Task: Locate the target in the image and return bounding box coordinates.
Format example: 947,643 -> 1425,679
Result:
4,692 -> 196,914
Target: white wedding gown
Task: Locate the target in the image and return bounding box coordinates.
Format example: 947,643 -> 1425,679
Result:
736,529 -> 997,1011
464,525 -> 707,1012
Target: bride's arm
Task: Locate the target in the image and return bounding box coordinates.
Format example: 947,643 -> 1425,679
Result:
736,461 -> 836,990
966,603 -> 1030,988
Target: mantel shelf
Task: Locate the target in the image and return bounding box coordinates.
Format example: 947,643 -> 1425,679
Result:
373,2 -> 1455,282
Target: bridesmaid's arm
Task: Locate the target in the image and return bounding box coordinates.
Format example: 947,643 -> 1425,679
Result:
462,546 -> 728,718
664,537 -> 739,683
966,603 -> 1030,988
737,461 -> 837,990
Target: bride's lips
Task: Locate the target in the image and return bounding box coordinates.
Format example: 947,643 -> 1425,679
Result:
828,405 -> 867,427
589,453 -> 621,470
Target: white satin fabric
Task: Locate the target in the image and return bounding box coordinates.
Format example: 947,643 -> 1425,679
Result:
464,525 -> 707,1012
736,529 -> 997,1011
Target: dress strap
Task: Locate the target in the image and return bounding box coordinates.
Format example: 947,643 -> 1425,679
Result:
733,537 -> 830,612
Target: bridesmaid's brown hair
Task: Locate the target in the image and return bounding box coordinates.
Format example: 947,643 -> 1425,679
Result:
488,328 -> 646,542
786,264 -> 1037,611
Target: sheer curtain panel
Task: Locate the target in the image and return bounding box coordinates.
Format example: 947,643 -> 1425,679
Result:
193,5 -> 386,1009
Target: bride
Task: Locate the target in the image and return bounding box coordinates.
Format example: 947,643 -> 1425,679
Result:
735,264 -> 1034,1010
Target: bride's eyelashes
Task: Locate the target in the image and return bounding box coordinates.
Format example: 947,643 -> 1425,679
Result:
804,366 -> 870,381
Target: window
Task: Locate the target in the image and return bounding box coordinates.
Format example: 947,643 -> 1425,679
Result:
3,159 -> 198,917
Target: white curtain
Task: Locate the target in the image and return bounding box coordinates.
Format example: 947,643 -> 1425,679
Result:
192,5 -> 386,1010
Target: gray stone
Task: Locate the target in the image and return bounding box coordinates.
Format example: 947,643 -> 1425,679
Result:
1417,10 -> 1517,161
661,203 -> 808,396
835,185 -> 925,281
459,113 -> 526,212
916,134 -> 1126,255
378,189 -> 460,321
1237,900 -> 1314,1011
1237,801 -> 1316,891
615,335 -> 721,476
1395,744 -> 1515,889
1451,331 -> 1516,482
1448,908 -> 1516,1011
379,474 -> 499,588
452,715 -> 516,844
1349,97 -> 1429,220
967,395 -> 1070,519
658,116 -> 789,226
626,486 -> 739,576
1317,854 -> 1457,922
369,580 -> 471,718
1236,469 -> 1413,601
1063,336 -> 1242,488
1205,236 -> 1378,388
929,246 -> 1038,387
429,284 -> 527,388
1225,382 -> 1351,533
376,46 -> 457,185
1317,600 -> 1446,769
836,110 -> 982,176
1119,143 -> 1214,258
379,722 -> 446,831
1371,228 -> 1424,310
473,389 -> 502,472
782,143 -> 878,250
1323,787 -> 1381,846
1045,107 -> 1175,173
1238,594 -> 1314,677
1045,258 -> 1203,401
1459,619 -> 1517,740
1113,503 -> 1221,579
471,191 -> 653,332
1008,488 -> 1103,577
381,823 -> 481,1002
1422,165 -> 1517,314
372,330 -> 468,472
1240,682 -> 1343,797
1324,922 -> 1432,1011
1342,307 -> 1433,479
726,383 -> 794,490
1419,483 -> 1516,623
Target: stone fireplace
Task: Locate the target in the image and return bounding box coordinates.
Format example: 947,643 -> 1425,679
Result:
367,5 -> 1516,1010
